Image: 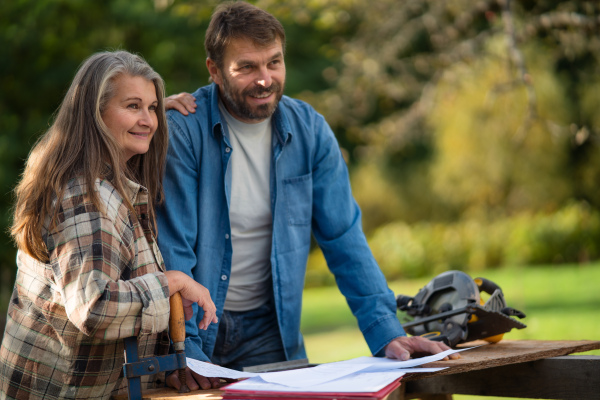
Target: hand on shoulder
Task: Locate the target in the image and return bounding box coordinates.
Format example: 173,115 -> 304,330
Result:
165,92 -> 197,115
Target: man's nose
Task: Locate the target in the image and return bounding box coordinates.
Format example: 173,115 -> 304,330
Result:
255,67 -> 272,88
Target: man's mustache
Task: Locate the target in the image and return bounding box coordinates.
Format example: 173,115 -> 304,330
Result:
244,82 -> 282,97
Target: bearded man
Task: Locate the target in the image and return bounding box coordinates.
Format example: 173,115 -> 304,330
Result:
157,1 -> 457,391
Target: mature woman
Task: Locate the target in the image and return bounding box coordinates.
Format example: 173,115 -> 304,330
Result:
0,51 -> 217,399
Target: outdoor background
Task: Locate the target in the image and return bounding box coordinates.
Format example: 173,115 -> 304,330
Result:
1,1 -> 599,399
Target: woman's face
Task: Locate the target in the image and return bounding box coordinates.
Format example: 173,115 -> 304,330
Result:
102,74 -> 158,161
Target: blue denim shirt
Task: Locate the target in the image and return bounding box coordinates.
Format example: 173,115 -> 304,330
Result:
156,83 -> 405,363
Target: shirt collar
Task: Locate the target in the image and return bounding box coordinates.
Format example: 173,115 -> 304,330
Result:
122,176 -> 147,206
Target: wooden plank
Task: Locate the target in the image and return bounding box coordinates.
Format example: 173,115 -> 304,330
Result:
112,388 -> 223,400
403,339 -> 600,381
404,355 -> 600,400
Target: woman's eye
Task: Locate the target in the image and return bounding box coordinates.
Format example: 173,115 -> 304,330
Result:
149,105 -> 157,112
128,103 -> 139,109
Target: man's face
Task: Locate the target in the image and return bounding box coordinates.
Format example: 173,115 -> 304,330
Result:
208,37 -> 286,123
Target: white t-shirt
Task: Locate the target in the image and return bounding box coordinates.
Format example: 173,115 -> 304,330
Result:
219,102 -> 273,311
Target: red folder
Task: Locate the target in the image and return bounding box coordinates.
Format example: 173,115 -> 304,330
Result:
221,378 -> 401,400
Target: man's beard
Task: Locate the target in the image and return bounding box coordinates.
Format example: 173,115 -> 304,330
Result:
219,75 -> 284,121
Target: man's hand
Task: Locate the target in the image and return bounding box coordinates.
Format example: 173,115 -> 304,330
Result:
384,336 -> 461,361
165,92 -> 197,115
166,366 -> 222,391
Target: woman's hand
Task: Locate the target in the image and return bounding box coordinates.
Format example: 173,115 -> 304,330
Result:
165,92 -> 197,115
164,270 -> 218,330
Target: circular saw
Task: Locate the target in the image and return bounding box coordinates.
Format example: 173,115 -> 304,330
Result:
396,270 -> 526,347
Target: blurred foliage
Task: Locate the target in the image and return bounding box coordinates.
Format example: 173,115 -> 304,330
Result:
429,37 -> 573,216
295,0 -> 600,225
306,201 -> 600,286
1,0 -> 600,303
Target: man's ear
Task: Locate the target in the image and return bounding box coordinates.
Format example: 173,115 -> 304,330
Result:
206,58 -> 222,85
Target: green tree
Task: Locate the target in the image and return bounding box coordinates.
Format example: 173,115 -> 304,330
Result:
429,37 -> 573,216
286,0 -> 600,225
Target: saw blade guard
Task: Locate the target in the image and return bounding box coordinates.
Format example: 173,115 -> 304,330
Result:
396,270 -> 526,347
407,270 -> 479,336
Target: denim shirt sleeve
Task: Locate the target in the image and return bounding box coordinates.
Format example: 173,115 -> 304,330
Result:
156,113 -> 210,362
309,114 -> 406,356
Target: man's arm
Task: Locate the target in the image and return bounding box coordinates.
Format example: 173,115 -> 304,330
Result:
309,114 -> 457,360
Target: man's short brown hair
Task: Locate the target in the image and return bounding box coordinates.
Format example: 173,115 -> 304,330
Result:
205,1 -> 286,69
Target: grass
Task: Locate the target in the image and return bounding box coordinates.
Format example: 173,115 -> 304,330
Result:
301,262 -> 600,400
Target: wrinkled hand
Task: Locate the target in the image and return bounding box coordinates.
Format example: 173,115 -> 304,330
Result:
166,366 -> 223,391
164,270 -> 218,330
384,336 -> 461,361
165,92 -> 197,115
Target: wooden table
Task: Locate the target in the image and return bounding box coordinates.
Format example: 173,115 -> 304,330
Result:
114,340 -> 600,400
400,339 -> 600,400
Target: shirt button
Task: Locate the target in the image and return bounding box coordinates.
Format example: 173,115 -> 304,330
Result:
225,147 -> 231,153
221,275 -> 228,281
225,234 -> 230,239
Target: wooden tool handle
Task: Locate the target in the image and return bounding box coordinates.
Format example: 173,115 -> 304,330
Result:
169,292 -> 186,345
169,292 -> 191,393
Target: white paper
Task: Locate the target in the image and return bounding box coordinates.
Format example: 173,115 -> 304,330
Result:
187,346 -> 471,391
356,348 -> 471,373
185,358 -> 258,379
257,347 -> 464,387
257,362 -> 369,387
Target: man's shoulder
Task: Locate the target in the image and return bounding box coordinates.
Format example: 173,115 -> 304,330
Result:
279,95 -> 317,115
166,84 -> 214,127
277,95 -> 330,138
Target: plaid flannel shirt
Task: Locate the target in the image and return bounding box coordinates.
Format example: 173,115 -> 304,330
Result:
0,176 -> 171,399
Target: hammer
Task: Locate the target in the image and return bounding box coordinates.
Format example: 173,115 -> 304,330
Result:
169,291 -> 191,393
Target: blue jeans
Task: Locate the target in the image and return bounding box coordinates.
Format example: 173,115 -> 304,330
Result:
211,299 -> 286,370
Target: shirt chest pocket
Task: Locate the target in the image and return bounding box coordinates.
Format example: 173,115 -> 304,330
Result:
283,173 -> 312,226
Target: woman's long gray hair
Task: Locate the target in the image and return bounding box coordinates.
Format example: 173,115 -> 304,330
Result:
12,50 -> 168,262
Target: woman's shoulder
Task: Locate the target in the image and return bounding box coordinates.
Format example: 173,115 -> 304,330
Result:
58,176 -> 129,226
